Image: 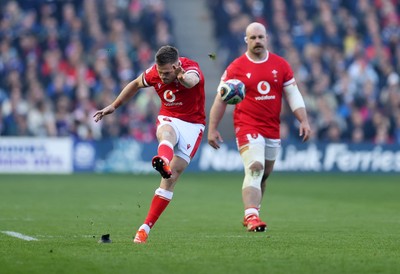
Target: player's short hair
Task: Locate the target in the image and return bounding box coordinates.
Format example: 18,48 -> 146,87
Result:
155,45 -> 179,66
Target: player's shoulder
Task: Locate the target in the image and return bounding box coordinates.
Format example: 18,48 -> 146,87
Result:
143,62 -> 159,85
234,54 -> 248,64
180,57 -> 199,68
268,51 -> 290,66
144,62 -> 157,75
227,54 -> 247,69
180,57 -> 203,79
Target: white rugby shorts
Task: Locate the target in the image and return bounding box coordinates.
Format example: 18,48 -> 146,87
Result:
157,115 -> 204,164
236,133 -> 281,161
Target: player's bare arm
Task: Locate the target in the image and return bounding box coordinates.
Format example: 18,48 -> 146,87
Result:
173,63 -> 199,88
207,90 -> 228,149
93,74 -> 145,122
283,82 -> 311,142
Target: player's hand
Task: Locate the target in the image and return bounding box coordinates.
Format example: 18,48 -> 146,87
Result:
173,63 -> 186,82
93,105 -> 115,122
299,121 -> 311,142
208,129 -> 223,149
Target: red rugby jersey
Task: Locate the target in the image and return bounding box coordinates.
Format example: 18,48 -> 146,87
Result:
143,57 -> 206,125
221,51 -> 295,139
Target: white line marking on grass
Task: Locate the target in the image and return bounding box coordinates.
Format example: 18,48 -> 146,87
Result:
34,235 -> 95,239
2,231 -> 38,241
204,235 -> 252,238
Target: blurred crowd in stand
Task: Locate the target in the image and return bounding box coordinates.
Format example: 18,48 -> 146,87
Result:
0,0 -> 174,142
208,0 -> 400,144
1,0 -> 399,145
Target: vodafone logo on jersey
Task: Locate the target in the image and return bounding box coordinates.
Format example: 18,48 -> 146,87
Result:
163,90 -> 183,106
257,81 -> 270,94
255,81 -> 276,101
164,90 -> 176,102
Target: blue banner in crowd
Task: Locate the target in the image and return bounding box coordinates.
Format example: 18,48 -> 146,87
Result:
1,138 -> 398,174
0,138 -> 73,173
72,139 -> 400,174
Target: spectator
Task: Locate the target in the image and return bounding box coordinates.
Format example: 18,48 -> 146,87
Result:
1,0 -> 399,145
208,0 -> 400,144
0,0 -> 175,140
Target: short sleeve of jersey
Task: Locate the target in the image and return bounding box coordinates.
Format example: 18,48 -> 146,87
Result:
181,58 -> 201,80
221,55 -> 252,83
220,59 -> 240,82
142,65 -> 157,87
281,58 -> 295,86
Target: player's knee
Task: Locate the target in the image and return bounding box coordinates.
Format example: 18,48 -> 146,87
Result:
158,126 -> 176,142
243,161 -> 264,190
249,161 -> 263,176
160,130 -> 172,139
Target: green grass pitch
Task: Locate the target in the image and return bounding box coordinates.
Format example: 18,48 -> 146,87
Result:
0,173 -> 399,274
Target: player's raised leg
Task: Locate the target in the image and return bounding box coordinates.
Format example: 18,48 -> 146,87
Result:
152,123 -> 176,179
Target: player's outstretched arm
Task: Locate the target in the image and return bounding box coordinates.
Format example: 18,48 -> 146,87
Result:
93,74 -> 145,122
207,91 -> 228,149
93,104 -> 116,122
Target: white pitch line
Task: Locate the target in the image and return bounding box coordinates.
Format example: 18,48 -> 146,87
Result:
2,231 -> 38,241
